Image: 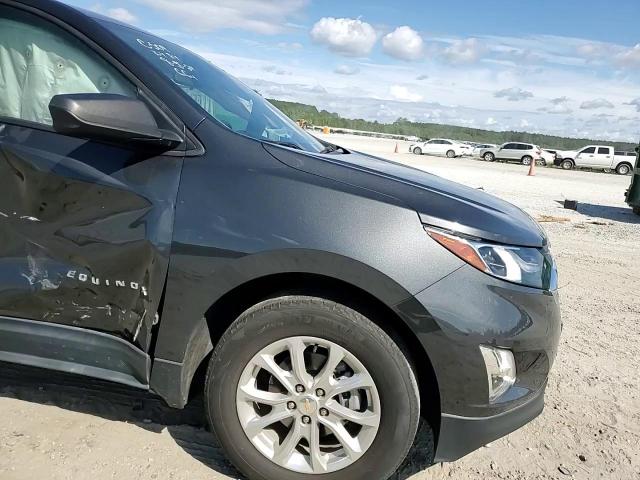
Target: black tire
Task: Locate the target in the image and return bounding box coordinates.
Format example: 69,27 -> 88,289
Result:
561,159 -> 574,170
483,152 -> 495,162
521,155 -> 533,166
535,159 -> 546,167
204,296 -> 421,480
633,206 -> 640,216
446,149 -> 456,158
616,163 -> 632,175
413,147 -> 422,155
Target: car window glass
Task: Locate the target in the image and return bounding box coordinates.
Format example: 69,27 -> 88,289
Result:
442,140 -> 451,145
582,147 -> 596,154
0,5 -> 135,126
598,147 -> 610,154
503,143 -> 515,149
100,20 -> 325,153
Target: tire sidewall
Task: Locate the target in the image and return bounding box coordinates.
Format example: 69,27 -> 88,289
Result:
522,156 -> 532,166
414,147 -> 422,155
205,298 -> 420,480
484,153 -> 494,161
562,160 -> 573,170
446,150 -> 455,158
617,164 -> 630,175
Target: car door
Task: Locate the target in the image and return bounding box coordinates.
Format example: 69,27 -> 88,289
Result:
594,147 -> 613,168
575,147 -> 596,166
500,143 -> 518,160
423,140 -> 439,155
0,5 -> 184,355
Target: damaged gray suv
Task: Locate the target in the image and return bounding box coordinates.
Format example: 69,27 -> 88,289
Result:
0,2 -> 561,479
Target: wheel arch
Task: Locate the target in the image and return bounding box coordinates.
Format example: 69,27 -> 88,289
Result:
152,267 -> 442,436
616,161 -> 633,174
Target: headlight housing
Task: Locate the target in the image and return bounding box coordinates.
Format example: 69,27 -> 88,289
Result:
426,227 -> 557,290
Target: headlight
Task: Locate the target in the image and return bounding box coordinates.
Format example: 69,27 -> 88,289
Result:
425,227 -> 557,290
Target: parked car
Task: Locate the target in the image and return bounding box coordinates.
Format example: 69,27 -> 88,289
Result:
412,138 -> 469,157
0,2 -> 561,480
555,146 -> 634,175
472,143 -> 497,156
480,143 -> 543,165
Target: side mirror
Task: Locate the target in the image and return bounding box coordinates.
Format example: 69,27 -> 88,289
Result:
49,94 -> 182,152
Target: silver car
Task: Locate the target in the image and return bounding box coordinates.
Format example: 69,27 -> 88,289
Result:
480,142 -> 543,165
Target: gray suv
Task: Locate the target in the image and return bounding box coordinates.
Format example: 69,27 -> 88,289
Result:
0,2 -> 561,480
481,142 -> 543,165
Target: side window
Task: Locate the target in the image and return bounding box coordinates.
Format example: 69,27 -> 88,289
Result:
598,147 -> 610,155
0,5 -> 135,126
442,140 -> 452,145
503,143 -> 515,149
524,144 -> 533,150
581,147 -> 596,154
426,140 -> 436,144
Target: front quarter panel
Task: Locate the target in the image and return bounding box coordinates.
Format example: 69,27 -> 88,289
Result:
153,121 -> 464,364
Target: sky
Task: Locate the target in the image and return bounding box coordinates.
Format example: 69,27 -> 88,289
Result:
63,0 -> 640,142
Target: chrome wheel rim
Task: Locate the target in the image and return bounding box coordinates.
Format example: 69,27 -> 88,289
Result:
236,336 -> 381,474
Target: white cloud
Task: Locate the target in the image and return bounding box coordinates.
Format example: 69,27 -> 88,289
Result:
389,85 -> 423,102
580,98 -> 614,109
416,74 -> 429,80
616,44 -> 640,69
538,104 -> 572,114
550,96 -> 570,105
262,65 -> 291,75
91,4 -> 137,24
382,26 -> 424,61
625,98 -> 640,112
277,42 -> 304,51
310,17 -> 377,57
494,87 -> 533,101
486,117 -> 497,125
134,0 -> 307,34
443,38 -> 484,64
334,64 -> 360,75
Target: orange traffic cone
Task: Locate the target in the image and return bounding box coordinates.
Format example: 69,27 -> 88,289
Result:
394,143 -> 399,153
527,159 -> 536,176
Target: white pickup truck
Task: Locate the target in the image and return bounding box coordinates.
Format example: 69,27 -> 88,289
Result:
555,145 -> 635,175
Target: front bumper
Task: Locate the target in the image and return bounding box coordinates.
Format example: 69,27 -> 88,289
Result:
395,264 -> 561,461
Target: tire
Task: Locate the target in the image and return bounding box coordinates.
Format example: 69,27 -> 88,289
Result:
521,156 -> 533,166
561,159 -> 574,170
616,163 -> 631,175
535,159 -> 546,167
205,296 -> 421,480
483,152 -> 495,162
446,149 -> 456,158
633,206 -> 640,216
413,147 -> 422,155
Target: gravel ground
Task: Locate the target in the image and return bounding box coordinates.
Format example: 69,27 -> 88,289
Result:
1,133 -> 639,480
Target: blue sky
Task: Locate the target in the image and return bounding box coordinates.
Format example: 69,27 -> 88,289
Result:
65,0 -> 640,142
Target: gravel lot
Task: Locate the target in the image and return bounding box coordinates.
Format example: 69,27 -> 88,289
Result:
1,133 -> 639,480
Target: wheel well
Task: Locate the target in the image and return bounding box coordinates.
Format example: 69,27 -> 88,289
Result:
617,161 -> 632,171
562,158 -> 574,164
197,272 -> 441,435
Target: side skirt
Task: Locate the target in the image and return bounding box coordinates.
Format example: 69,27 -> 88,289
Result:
0,316 -> 150,389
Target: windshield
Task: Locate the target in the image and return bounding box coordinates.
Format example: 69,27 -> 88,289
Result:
99,20 -> 325,153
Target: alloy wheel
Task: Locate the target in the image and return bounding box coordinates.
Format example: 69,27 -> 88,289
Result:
236,336 -> 381,474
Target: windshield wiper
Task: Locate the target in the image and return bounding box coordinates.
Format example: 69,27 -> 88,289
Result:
320,145 -> 347,154
264,140 -> 303,150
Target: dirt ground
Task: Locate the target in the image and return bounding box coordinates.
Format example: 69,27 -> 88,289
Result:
1,133 -> 639,480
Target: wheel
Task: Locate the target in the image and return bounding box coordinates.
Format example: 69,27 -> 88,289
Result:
561,159 -> 574,170
616,163 -> 631,175
483,152 -> 495,162
446,150 -> 456,158
535,159 -> 546,167
205,296 -> 420,480
521,156 -> 533,166
413,147 -> 422,155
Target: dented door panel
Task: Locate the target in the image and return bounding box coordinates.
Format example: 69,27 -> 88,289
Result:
0,123 -> 182,350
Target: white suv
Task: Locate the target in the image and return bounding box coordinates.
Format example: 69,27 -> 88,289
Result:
411,139 -> 468,158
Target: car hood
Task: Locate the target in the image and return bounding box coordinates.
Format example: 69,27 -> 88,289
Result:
265,145 -> 547,247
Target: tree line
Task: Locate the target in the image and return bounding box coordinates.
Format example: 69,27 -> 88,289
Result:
269,99 -> 637,152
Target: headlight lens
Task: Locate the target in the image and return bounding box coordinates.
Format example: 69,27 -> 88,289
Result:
426,227 -> 557,290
